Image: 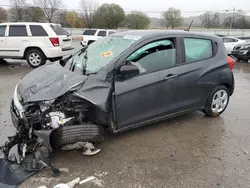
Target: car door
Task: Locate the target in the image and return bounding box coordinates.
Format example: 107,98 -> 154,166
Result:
114,37 -> 184,130
0,25 -> 7,57
176,36 -> 215,110
6,25 -> 30,57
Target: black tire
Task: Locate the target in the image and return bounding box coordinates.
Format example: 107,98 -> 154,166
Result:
51,124 -> 104,148
26,49 -> 46,68
204,85 -> 230,117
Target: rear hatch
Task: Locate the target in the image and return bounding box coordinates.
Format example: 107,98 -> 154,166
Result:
50,24 -> 72,49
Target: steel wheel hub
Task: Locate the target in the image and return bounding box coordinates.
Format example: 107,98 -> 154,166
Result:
211,89 -> 228,113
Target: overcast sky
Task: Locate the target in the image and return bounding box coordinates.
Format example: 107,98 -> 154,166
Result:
1,0 -> 249,17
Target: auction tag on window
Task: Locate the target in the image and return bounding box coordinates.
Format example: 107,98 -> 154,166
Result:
101,51 -> 113,57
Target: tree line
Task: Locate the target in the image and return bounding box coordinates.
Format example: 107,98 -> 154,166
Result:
200,11 -> 250,29
0,0 -> 183,29
0,0 -> 250,30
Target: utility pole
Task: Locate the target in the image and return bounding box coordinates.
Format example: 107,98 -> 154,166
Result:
227,7 -> 235,36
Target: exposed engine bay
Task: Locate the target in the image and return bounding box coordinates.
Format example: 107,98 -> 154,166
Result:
0,91 -> 105,172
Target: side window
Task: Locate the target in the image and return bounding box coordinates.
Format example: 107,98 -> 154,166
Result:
97,31 -> 107,37
184,38 -> 213,63
108,31 -> 115,35
9,25 -> 27,37
0,26 -> 6,37
83,29 -> 97,35
127,39 -> 176,74
30,25 -> 48,36
223,37 -> 235,43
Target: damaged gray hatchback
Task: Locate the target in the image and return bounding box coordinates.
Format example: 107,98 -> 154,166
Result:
1,30 -> 234,169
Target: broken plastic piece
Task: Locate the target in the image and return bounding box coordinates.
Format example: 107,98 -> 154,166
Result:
79,176 -> 96,184
82,148 -> 101,156
241,148 -> 249,154
53,177 -> 80,188
61,142 -> 101,155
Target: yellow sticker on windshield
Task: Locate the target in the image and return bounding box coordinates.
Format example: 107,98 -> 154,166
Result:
101,51 -> 113,57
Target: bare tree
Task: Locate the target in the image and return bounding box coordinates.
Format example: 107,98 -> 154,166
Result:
9,0 -> 27,21
34,0 -> 63,23
0,7 -> 8,23
201,12 -> 220,29
79,0 -> 98,28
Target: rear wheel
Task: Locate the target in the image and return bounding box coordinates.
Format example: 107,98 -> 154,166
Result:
204,85 -> 230,117
26,49 -> 46,68
51,124 -> 104,148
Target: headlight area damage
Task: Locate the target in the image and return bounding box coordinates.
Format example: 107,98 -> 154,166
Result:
0,64 -> 110,186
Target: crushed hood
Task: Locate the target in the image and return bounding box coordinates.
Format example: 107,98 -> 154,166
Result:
17,63 -> 88,103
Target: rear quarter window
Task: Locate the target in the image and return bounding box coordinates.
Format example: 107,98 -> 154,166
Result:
97,31 -> 107,37
83,29 -> 97,35
50,25 -> 69,36
0,26 -> 6,36
30,25 -> 48,36
184,38 -> 213,63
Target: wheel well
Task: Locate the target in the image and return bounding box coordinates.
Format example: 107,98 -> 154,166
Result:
23,47 -> 47,59
221,83 -> 233,95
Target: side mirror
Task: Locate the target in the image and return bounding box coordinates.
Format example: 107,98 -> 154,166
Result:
120,64 -> 139,77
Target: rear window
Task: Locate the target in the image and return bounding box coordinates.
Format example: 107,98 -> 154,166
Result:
30,25 -> 48,36
0,26 -> 6,36
108,31 -> 115,35
184,38 -> 213,63
97,31 -> 106,37
9,25 -> 27,36
50,25 -> 69,36
83,29 -> 97,35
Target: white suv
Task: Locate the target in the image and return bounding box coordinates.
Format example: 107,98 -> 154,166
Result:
81,29 -> 116,46
0,22 -> 74,68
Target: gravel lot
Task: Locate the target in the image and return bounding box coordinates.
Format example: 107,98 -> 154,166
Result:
0,40 -> 250,188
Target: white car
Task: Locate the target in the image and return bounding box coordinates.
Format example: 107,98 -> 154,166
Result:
222,37 -> 245,55
81,29 -> 116,46
0,22 -> 74,68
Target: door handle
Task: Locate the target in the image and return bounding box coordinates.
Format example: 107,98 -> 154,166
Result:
165,74 -> 178,80
0,40 -> 4,42
21,40 -> 28,42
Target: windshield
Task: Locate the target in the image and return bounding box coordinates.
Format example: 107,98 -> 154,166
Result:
66,36 -> 138,74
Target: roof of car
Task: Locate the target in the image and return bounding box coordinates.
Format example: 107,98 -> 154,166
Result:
0,22 -> 60,26
112,30 -> 218,39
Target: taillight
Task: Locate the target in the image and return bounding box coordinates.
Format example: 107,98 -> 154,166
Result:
227,56 -> 234,70
50,37 -> 59,46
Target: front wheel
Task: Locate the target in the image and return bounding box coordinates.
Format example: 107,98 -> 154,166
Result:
26,49 -> 46,68
204,86 -> 230,117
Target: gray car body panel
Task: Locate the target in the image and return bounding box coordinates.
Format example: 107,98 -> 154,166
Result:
16,30 -> 234,132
